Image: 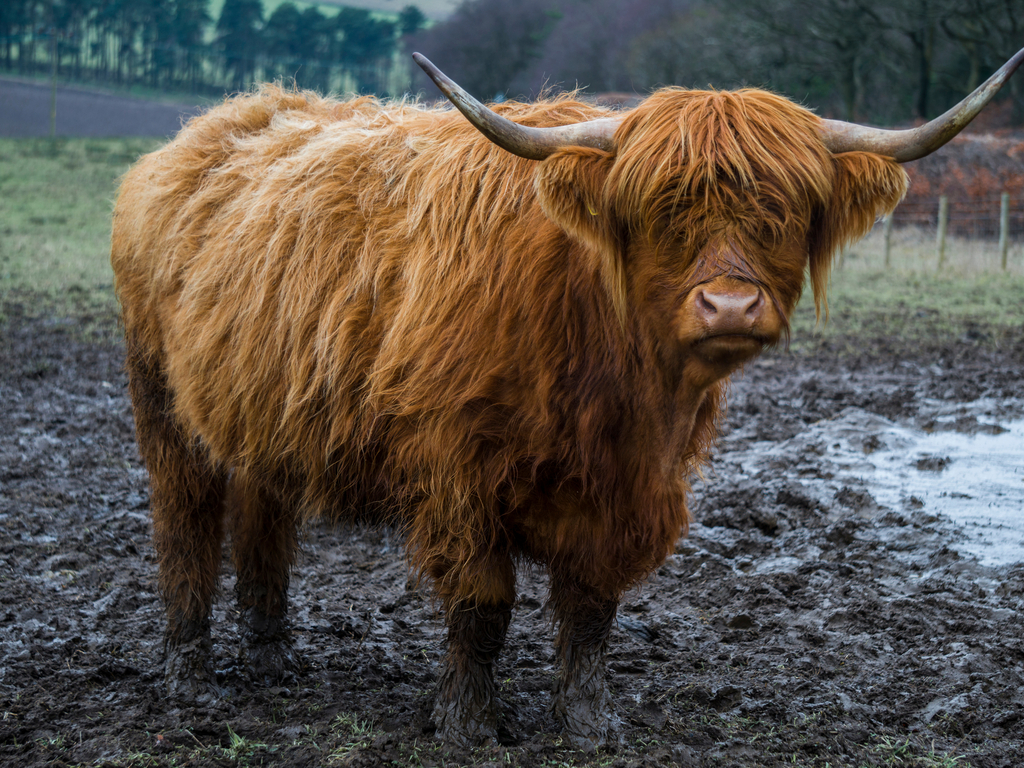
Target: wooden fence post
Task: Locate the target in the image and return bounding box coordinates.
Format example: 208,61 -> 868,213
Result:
1000,192 -> 1010,271
883,213 -> 893,268
936,195 -> 948,270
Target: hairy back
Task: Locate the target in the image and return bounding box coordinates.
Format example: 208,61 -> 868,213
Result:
112,86 -> 648,526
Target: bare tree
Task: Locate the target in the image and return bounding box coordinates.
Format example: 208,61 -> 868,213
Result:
942,0 -> 1024,121
518,0 -> 692,95
410,0 -> 561,100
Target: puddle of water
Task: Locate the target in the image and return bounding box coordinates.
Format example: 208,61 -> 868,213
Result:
722,407 -> 1024,567
860,417 -> 1024,566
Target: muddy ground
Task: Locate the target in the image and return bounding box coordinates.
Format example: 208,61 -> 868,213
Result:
1,290 -> 1023,768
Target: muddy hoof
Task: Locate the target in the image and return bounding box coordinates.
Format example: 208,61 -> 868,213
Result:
164,636 -> 222,705
237,606 -> 299,684
239,638 -> 301,685
432,697 -> 499,747
557,709 -> 621,752
553,687 -> 621,752
560,717 -> 621,752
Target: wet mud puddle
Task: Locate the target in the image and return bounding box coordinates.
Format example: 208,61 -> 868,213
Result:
715,401 -> 1024,566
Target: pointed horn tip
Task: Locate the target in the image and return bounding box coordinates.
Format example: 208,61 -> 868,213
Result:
412,52 -> 441,84
985,45 -> 1024,90
412,52 -> 461,103
822,44 -> 1024,162
412,52 -> 434,78
1003,45 -> 1024,80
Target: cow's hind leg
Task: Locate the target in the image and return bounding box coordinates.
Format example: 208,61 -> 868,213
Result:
431,555 -> 515,747
125,336 -> 227,700
549,571 -> 621,751
227,473 -> 300,683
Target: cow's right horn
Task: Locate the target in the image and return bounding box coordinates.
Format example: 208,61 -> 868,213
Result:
413,53 -> 620,160
820,46 -> 1024,162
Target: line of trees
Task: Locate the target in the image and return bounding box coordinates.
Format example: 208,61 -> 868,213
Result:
1,0 -> 1020,127
411,0 -> 1024,125
0,0 -> 428,97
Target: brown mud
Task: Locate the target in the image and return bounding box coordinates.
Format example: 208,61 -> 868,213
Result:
1,290 -> 1023,767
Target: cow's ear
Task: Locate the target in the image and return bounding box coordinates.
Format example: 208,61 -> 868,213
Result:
536,147 -> 626,321
808,152 -> 907,317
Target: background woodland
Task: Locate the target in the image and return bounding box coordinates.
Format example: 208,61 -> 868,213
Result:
1,0 -> 1022,125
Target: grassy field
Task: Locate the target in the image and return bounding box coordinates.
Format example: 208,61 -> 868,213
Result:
788,228 -> 1024,355
0,137 -> 160,316
2,136 -> 1022,354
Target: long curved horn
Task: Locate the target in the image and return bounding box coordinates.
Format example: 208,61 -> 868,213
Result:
820,46 -> 1024,162
413,52 -> 620,160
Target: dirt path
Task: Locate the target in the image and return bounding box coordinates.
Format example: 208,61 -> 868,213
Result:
0,77 -> 202,138
1,292 -> 1022,767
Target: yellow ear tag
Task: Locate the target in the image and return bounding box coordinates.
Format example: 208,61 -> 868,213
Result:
587,204 -> 598,216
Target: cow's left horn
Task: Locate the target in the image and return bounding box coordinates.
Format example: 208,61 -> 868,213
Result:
413,52 -> 620,160
820,46 -> 1024,162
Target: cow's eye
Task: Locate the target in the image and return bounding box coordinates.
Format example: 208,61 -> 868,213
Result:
755,219 -> 788,250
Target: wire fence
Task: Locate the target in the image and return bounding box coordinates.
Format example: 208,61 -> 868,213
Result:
840,193 -> 1024,275
892,194 -> 1024,239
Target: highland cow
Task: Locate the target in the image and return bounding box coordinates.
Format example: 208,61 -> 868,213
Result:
111,50 -> 1023,749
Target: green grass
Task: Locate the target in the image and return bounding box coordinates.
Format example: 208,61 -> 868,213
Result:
871,735 -> 969,767
784,224 -> 1024,355
788,257 -> 1024,356
0,137 -> 161,315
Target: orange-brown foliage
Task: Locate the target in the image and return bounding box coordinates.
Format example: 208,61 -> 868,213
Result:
900,131 -> 1024,236
111,84 -> 905,612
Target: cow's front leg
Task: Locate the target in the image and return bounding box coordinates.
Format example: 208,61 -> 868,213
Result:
433,599 -> 512,746
429,548 -> 516,747
549,572 -> 621,751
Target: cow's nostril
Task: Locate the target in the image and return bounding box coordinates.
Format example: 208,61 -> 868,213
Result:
744,291 -> 764,318
696,290 -> 718,315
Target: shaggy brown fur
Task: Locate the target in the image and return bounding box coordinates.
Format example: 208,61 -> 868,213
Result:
111,83 -> 906,747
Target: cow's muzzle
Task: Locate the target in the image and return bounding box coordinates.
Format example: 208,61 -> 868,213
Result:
677,277 -> 782,369
693,282 -> 766,337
